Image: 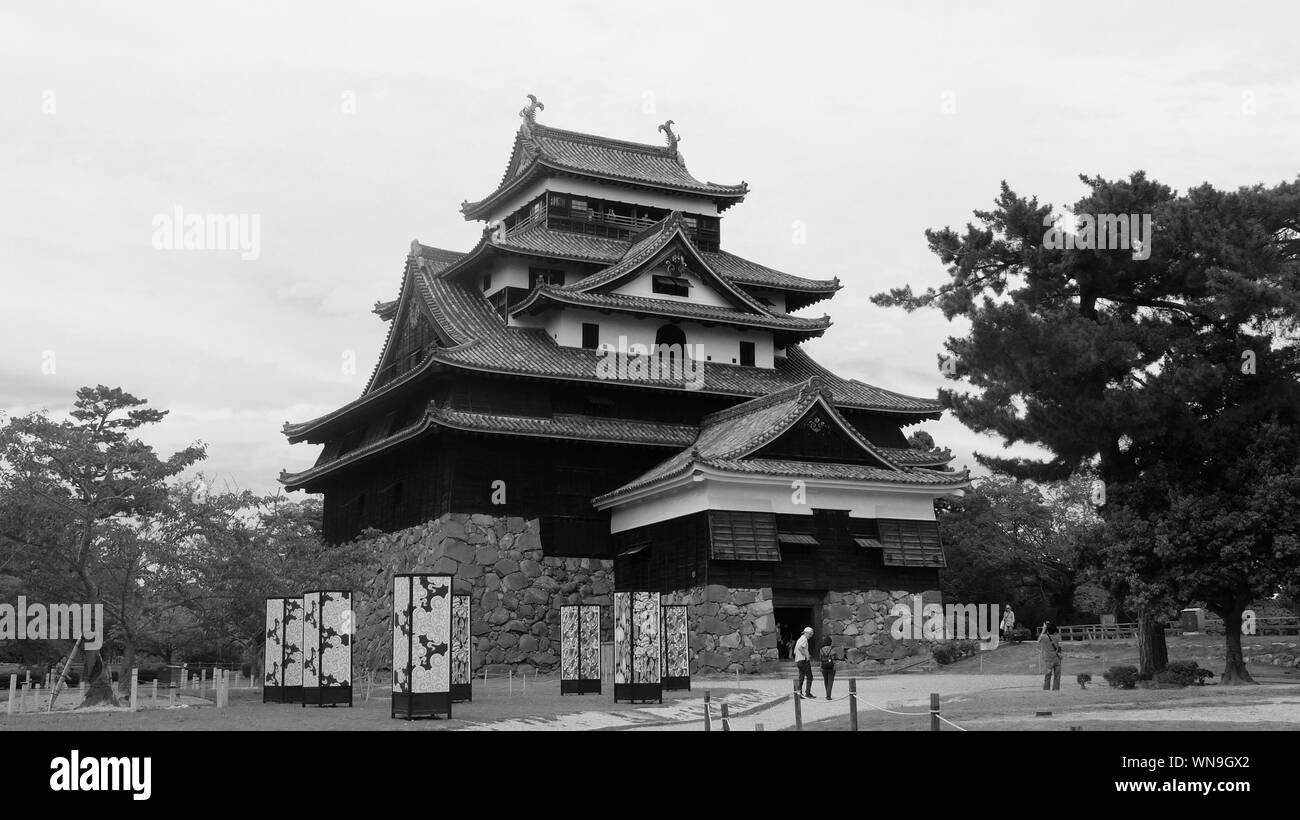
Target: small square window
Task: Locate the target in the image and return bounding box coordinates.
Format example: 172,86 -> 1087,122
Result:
739,341 -> 756,367
582,323 -> 600,349
652,275 -> 690,297
481,274 -> 492,292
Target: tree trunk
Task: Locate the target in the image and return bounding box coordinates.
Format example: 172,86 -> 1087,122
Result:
78,649 -> 118,708
1219,606 -> 1256,685
1136,609 -> 1168,676
116,641 -> 137,700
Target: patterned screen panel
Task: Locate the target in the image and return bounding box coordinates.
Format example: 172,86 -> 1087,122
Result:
319,591 -> 352,687
302,592 -> 322,688
632,592 -> 661,684
560,605 -> 580,681
579,605 -> 601,680
613,593 -> 632,684
393,575 -> 451,695
451,595 -> 470,686
282,597 -> 303,686
561,605 -> 602,682
663,605 -> 690,678
393,577 -> 411,693
264,599 -> 283,686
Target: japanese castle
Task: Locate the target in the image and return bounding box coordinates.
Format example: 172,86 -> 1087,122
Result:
281,97 -> 969,673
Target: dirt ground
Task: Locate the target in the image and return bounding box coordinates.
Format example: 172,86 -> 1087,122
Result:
0,676 -> 765,731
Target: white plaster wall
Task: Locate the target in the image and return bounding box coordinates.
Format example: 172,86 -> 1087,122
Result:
608,478 -> 955,533
612,263 -> 732,308
539,308 -> 774,367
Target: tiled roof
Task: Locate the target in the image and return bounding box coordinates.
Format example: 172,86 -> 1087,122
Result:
281,248 -> 939,442
494,225 -> 631,263
700,459 -> 968,485
514,287 -> 831,335
462,120 -> 748,219
593,378 -> 967,505
876,446 -> 955,467
475,226 -> 839,306
281,403 -> 698,489
416,273 -> 941,413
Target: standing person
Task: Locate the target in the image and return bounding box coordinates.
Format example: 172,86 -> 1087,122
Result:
1038,620 -> 1062,690
793,627 -> 815,698
1001,605 -> 1016,641
819,637 -> 837,699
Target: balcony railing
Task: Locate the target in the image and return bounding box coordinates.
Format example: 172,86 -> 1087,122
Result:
503,198 -> 720,251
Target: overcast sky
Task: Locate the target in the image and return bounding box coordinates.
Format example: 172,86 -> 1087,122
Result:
2,1 -> 1298,495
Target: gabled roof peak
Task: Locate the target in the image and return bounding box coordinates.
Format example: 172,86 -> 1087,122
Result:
460,97 -> 748,220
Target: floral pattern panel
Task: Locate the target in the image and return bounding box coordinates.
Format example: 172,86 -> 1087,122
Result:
392,576 -> 411,693
282,597 -> 303,686
264,599 -> 283,686
451,595 -> 470,686
663,605 -> 690,678
632,592 -> 661,684
560,605 -> 580,680
579,605 -> 601,680
410,575 -> 451,695
613,593 -> 632,684
302,592 -> 320,687
320,591 -> 352,687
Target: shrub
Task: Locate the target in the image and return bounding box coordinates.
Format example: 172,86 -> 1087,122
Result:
1103,665 -> 1138,689
1154,660 -> 1215,687
1009,627 -> 1033,644
1076,673 -> 1092,689
931,639 -> 981,666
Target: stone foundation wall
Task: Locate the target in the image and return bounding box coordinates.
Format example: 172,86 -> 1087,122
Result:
661,585 -> 778,674
349,514 -> 939,677
821,589 -> 941,672
353,514 -> 612,674
660,585 -> 942,675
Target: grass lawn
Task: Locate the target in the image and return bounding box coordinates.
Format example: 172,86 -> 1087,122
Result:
0,677 -> 763,731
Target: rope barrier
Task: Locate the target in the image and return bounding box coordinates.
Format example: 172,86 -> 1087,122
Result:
935,713 -> 968,731
856,700 -> 933,716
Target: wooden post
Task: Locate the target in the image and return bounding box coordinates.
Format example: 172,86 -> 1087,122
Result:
720,702 -> 730,732
930,692 -> 940,732
202,668 -> 209,696
151,679 -> 158,707
6,675 -> 15,715
849,678 -> 859,732
508,669 -> 513,697
793,679 -> 803,731
169,682 -> 176,706
703,691 -> 712,731
129,669 -> 139,711
522,669 -> 526,695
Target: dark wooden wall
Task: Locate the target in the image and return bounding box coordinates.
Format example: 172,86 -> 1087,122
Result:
321,431 -> 668,554
612,510 -> 940,593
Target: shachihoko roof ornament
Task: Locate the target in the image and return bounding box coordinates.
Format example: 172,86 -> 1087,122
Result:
658,119 -> 685,167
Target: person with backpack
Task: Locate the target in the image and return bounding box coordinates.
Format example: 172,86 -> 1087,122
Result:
819,636 -> 838,699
